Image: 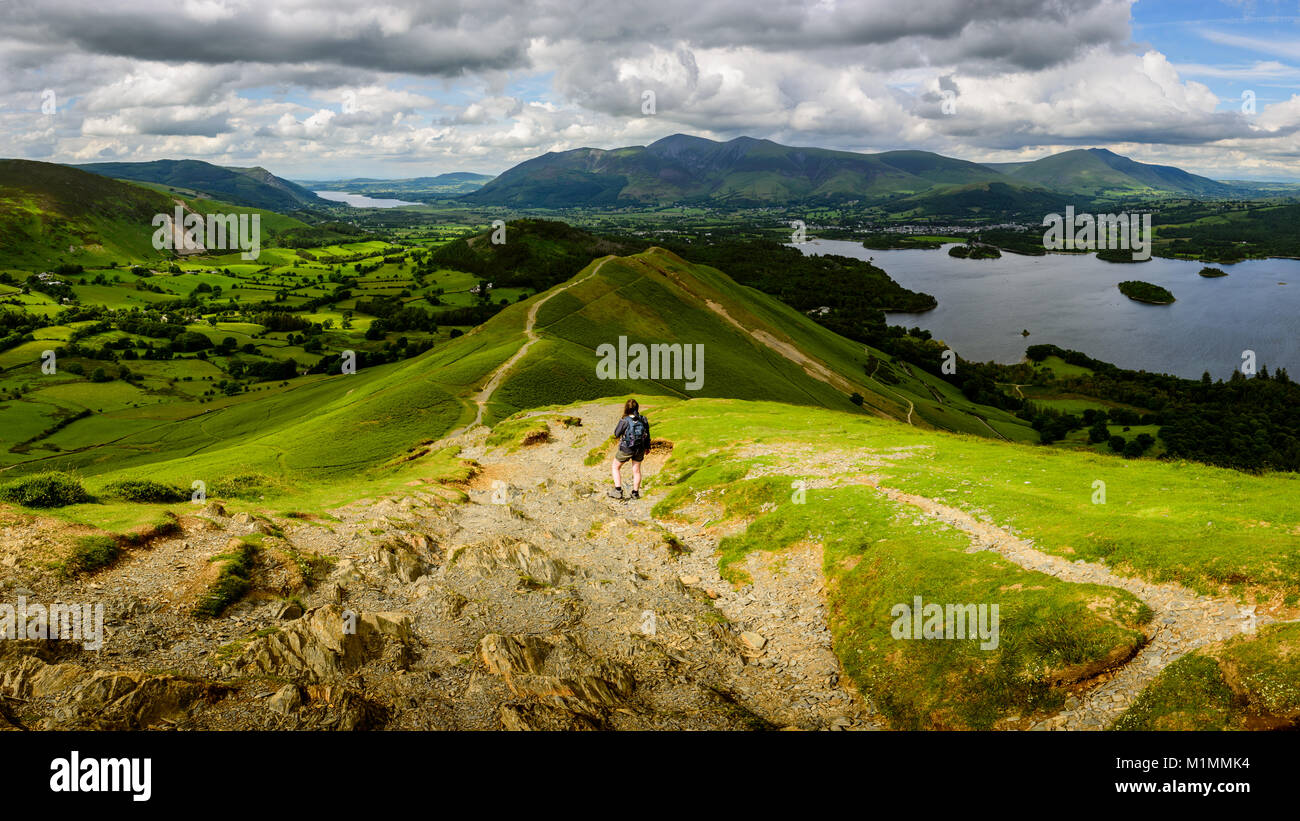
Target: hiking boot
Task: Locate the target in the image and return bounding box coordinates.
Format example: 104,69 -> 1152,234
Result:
630,489 -> 640,500
607,487 -> 623,499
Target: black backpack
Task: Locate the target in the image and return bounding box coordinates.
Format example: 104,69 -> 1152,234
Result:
621,414 -> 649,452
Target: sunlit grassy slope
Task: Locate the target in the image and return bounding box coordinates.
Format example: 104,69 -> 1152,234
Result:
9,300 -> 529,484
496,247 -> 1034,439
0,159 -> 309,268
7,246 -> 1033,496
637,396 -> 1300,727
645,398 -> 1299,603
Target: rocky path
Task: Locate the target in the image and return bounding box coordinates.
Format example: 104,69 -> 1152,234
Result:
0,401 -> 879,731
385,401 -> 1272,731
871,483 -> 1266,730
435,403 -> 882,730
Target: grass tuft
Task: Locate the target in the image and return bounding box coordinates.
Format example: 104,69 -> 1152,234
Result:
0,472 -> 90,508
56,534 -> 121,576
193,539 -> 258,618
101,479 -> 188,503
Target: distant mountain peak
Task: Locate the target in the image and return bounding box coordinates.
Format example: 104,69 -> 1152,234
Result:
649,133 -> 716,147
466,132 -> 1237,208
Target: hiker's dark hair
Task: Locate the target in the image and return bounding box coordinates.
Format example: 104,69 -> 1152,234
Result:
624,398 -> 639,416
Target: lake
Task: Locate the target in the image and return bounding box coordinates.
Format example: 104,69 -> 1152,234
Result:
796,239 -> 1300,380
314,190 -> 420,208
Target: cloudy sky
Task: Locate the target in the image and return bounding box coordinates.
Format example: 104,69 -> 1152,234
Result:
1,0 -> 1298,180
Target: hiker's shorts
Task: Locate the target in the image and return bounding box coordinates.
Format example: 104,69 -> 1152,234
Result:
615,448 -> 645,463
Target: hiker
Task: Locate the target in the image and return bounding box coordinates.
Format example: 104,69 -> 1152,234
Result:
609,398 -> 650,500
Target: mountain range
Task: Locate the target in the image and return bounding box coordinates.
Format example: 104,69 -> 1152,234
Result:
39,135 -> 1253,217
0,133 -> 1275,272
982,148 -> 1235,198
464,134 -> 1242,209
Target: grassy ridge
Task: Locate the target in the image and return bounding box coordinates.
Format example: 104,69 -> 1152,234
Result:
507,247 -> 1035,441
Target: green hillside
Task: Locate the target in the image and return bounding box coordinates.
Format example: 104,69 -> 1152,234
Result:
472,244 -> 1034,438
895,180 -> 1070,217
0,160 -> 311,269
72,159 -> 327,211
429,221 -> 1031,441
0,288 -> 519,482
1,246 -> 1034,503
988,148 -> 1235,198
0,160 -> 183,268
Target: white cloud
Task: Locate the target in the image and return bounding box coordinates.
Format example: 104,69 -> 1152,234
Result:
0,0 -> 1296,178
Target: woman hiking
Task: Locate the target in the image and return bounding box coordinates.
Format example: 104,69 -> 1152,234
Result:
609,398 -> 650,500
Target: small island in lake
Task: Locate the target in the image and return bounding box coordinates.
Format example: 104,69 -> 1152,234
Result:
948,243 -> 1002,259
1096,248 -> 1148,263
1199,266 -> 1229,277
1118,280 -> 1175,304
861,234 -> 945,250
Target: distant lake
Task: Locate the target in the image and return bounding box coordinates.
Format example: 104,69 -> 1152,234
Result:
314,190 -> 420,208
796,239 -> 1300,380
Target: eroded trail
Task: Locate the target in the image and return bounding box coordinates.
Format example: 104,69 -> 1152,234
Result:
438,404 -> 1268,730
449,257 -> 612,436
870,484 -> 1264,730
432,404 -> 883,730
703,438 -> 1271,729
0,400 -> 883,731
437,408 -> 1266,730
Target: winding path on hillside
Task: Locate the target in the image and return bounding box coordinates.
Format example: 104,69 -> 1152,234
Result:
447,256 -> 613,436
868,482 -> 1269,730
866,357 -> 914,425
971,415 -> 1011,442
609,421 -> 1274,729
